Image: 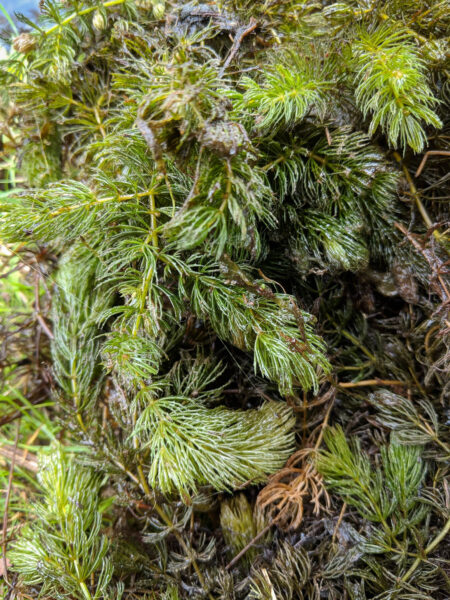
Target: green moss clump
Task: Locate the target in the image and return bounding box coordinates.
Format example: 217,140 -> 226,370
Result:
0,0 -> 449,598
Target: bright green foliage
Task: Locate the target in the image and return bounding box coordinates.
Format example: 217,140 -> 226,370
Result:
239,60 -> 329,133
134,397 -> 295,495
316,426 -> 426,525
0,0 -> 448,598
351,26 -> 442,153
189,266 -> 330,394
8,450 -> 115,600
299,210 -> 369,271
162,586 -> 181,600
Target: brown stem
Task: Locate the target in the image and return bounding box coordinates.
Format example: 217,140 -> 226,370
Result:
1,421 -> 20,586
393,152 -> 444,242
337,379 -> 408,388
225,522 -> 272,570
219,18 -> 258,77
415,150 -> 450,178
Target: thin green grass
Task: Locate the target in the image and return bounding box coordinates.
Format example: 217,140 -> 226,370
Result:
0,1 -> 18,36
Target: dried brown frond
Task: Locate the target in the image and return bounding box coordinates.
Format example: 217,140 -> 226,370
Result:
257,391 -> 335,530
257,446 -> 330,530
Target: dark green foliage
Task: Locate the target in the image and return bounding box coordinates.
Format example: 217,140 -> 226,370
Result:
0,0 -> 449,598
316,428 -> 450,597
51,247 -> 113,422
248,541 -> 311,599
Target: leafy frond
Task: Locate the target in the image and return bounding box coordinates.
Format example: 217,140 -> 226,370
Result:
264,126 -> 398,211
167,354 -> 228,404
296,210 -> 369,272
316,425 -> 392,523
164,154 -> 275,259
101,331 -> 163,388
248,541 -> 311,599
51,247 -> 113,421
133,397 -> 295,495
0,179 -> 157,244
369,390 -> 449,457
316,426 -> 426,527
237,59 -> 329,134
351,25 -> 442,152
9,448 -> 115,600
190,265 -> 331,394
220,493 -> 268,563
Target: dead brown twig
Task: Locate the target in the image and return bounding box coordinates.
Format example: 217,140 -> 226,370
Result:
225,398 -> 335,570
219,18 -> 258,77
394,152 -> 450,249
393,152 -> 437,237
34,272 -> 54,341
415,150 -> 450,178
337,379 -> 409,388
0,445 -> 38,472
332,502 -> 347,542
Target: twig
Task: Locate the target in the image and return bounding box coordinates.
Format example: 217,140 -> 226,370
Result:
313,397 -> 334,450
332,325 -> 377,362
22,425 -> 42,465
415,150 -> 450,178
332,502 -> 347,542
337,379 -> 409,388
34,273 -> 54,340
393,151 -> 443,242
1,421 -> 20,586
49,187 -> 159,217
0,446 -> 38,472
219,18 -> 258,77
225,522 -> 272,570
0,264 -> 22,279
